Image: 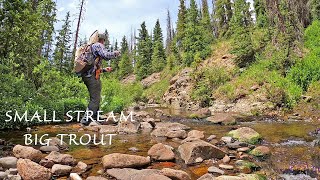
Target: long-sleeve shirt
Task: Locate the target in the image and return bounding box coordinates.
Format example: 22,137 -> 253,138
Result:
82,42 -> 117,77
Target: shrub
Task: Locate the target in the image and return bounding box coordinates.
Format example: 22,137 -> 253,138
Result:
192,67 -> 230,106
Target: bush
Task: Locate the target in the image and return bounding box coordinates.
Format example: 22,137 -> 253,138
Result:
101,78 -> 143,113
288,20 -> 320,91
192,67 -> 230,106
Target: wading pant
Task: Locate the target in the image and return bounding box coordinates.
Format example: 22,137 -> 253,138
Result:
81,75 -> 101,125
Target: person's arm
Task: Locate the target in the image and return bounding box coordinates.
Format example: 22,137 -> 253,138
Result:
94,43 -> 119,60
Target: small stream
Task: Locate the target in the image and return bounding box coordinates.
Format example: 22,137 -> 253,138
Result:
0,108 -> 319,179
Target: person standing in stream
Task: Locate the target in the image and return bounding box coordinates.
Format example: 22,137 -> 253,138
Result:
80,33 -> 120,126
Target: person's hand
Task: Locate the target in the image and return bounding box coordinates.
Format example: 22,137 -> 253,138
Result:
114,51 -> 121,57
103,67 -> 112,72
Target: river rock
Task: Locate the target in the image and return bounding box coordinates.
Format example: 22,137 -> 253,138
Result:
140,122 -> 153,130
51,164 -> 72,176
17,159 -> 51,180
222,155 -> 230,163
107,168 -> 170,180
0,157 -> 17,169
187,130 -> 205,139
218,164 -> 234,170
227,127 -> 262,144
0,172 -> 8,179
235,160 -> 260,173
102,153 -> 150,169
215,176 -> 242,180
311,139 -> 320,147
206,113 -> 236,125
7,174 -> 21,180
148,143 -> 175,161
220,137 -> 233,144
178,140 -> 225,165
166,130 -> 187,139
155,122 -> 190,131
237,147 -> 250,152
249,146 -> 271,157
99,125 -> 118,134
143,117 -> 160,123
86,176 -> 108,180
73,161 -> 88,174
207,135 -> 217,141
39,146 -> 59,153
160,168 -> 191,180
41,151 -> 75,167
70,173 -> 82,180
7,168 -> 18,175
13,145 -> 43,162
118,121 -> 140,134
197,173 -> 216,180
208,166 -> 225,175
48,137 -> 69,151
151,128 -> 169,137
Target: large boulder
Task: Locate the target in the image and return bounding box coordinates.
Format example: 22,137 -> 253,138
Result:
41,151 -> 75,167
13,145 -> 43,162
178,140 -> 225,165
160,168 -> 191,180
17,159 -> 51,180
107,168 -> 170,180
51,164 -> 72,176
102,153 -> 150,169
227,127 -> 262,144
151,128 -> 169,137
148,143 -> 175,161
0,157 -> 17,169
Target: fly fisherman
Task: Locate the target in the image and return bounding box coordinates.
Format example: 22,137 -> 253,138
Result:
80,33 -> 120,126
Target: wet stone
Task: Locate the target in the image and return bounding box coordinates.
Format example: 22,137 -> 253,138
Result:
208,166 -> 225,175
219,164 -> 234,170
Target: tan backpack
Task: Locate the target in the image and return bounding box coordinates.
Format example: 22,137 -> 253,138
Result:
74,30 -> 100,73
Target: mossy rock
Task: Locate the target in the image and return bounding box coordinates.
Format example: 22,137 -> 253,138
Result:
227,127 -> 262,144
249,146 -> 271,157
235,160 -> 260,172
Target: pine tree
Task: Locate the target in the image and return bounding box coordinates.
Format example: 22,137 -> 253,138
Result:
201,0 -> 212,32
166,9 -> 173,55
151,19 -> 166,72
311,0 -> 320,20
53,12 -> 72,72
176,0 -> 187,48
135,22 -> 153,80
231,0 -> 254,67
104,29 -> 110,48
183,0 -> 211,66
118,36 -> 133,79
253,0 -> 268,28
214,0 -> 232,37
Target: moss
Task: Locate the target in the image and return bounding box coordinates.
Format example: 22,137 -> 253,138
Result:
227,128 -> 262,144
235,160 -> 260,171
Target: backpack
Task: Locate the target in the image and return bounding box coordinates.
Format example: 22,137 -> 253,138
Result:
74,30 -> 100,74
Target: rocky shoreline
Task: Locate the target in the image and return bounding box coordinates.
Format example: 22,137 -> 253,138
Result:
0,109 -> 319,180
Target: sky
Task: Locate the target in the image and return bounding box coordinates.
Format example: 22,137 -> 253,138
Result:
56,0 -> 180,46
55,0 -> 254,46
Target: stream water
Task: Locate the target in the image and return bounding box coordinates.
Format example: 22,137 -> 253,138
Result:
0,108 -> 319,179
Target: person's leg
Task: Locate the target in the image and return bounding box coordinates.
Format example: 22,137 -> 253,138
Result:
81,75 -> 101,125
